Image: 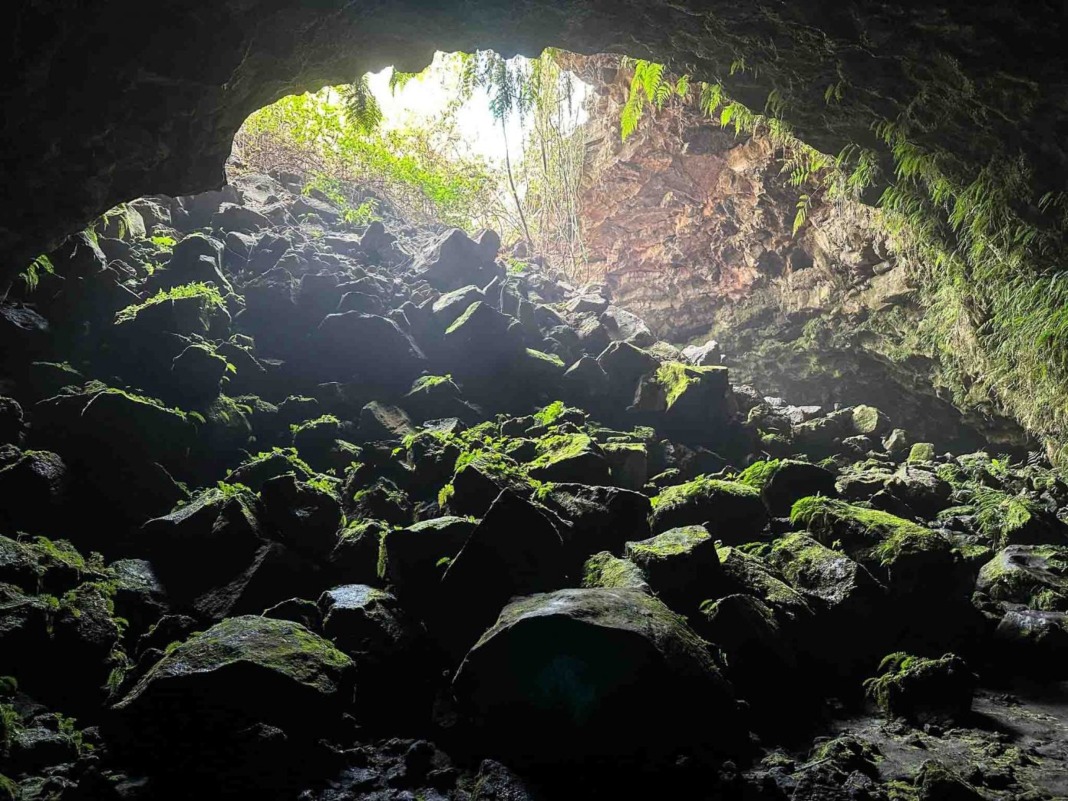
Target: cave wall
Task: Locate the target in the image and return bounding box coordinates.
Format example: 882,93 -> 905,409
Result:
571,55 -> 1029,451
2,0 -> 1065,284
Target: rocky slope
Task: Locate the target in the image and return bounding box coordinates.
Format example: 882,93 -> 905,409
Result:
573,55 -> 1030,454
1,177 -> 1067,800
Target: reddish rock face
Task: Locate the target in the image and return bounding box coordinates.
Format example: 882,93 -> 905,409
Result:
571,55 -> 1027,450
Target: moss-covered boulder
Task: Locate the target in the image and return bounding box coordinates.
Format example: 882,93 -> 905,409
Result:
696,593 -> 803,725
115,616 -> 354,739
581,552 -> 650,591
632,362 -> 732,442
975,545 -> 1068,611
527,432 -> 609,484
537,483 -> 651,569
452,588 -> 740,764
768,533 -> 889,677
737,458 -> 837,517
624,525 -> 721,611
714,545 -> 813,629
863,652 -> 974,723
649,475 -> 767,541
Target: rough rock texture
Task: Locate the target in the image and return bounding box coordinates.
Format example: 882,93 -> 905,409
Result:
572,55 -> 1029,450
2,1 -> 1065,289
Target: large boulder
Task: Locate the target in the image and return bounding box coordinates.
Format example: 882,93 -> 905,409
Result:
649,476 -> 768,541
414,228 -> 499,292
624,525 -> 721,611
436,491 -> 565,653
452,588 -> 740,764
537,483 -> 652,570
313,312 -> 427,387
737,459 -> 837,517
114,616 -> 354,740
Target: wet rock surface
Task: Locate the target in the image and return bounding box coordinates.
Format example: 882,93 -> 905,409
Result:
0,177 -> 1067,799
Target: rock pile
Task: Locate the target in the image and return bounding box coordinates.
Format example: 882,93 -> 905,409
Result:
1,174 -> 1066,799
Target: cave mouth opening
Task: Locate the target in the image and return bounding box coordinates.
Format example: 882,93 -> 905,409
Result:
226,48 -> 595,285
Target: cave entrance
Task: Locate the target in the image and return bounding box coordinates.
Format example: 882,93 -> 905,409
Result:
226,49 -> 594,284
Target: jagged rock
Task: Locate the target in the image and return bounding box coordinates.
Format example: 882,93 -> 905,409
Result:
883,428 -> 910,456
141,486 -> 266,618
211,202 -> 272,233
415,229 -> 499,292
624,525 -> 721,610
600,305 -> 654,346
224,448 -> 316,492
596,341 -> 659,404
851,405 -> 890,436
351,478 -> 413,526
437,491 -> 565,653
110,558 -> 171,636
601,441 -> 648,490
739,458 -> 837,516
649,476 -> 767,541
769,533 -> 888,676
682,340 -> 722,367
538,483 -> 651,568
885,464 -> 952,517
432,284 -> 484,329
452,588 -> 740,763
313,312 -> 426,386
0,447 -> 67,533
378,516 -> 477,612
0,397 -> 23,445
170,342 -> 227,403
260,473 -> 342,557
158,232 -> 230,291
358,401 -> 415,441
975,545 -> 1068,610
697,594 -> 801,722
527,432 -> 609,484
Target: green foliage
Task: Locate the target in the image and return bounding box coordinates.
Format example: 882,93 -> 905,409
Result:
115,282 -> 226,324
532,400 -> 566,428
18,254 -> 54,292
235,85 -> 498,230
338,75 -> 383,135
302,175 -> 379,225
150,234 -> 177,251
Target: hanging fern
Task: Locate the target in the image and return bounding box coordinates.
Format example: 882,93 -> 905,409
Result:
388,68 -> 422,95
19,254 -> 54,292
339,75 -> 383,134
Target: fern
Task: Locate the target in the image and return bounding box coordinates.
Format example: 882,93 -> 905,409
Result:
19,254 -> 54,292
339,75 -> 383,134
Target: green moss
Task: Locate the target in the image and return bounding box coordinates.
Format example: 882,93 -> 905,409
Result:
736,459 -> 782,490
0,773 -> 17,801
790,495 -> 930,560
532,400 -> 566,428
653,362 -> 725,408
115,281 -> 226,324
651,475 -> 760,510
290,414 -> 341,435
408,374 -> 454,393
907,442 -> 937,462
628,525 -> 710,558
525,348 -> 565,368
582,552 -> 649,590
444,301 -> 481,334
529,432 -> 595,470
